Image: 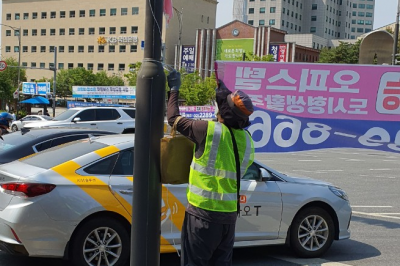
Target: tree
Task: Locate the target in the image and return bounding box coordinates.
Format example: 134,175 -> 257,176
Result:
124,62 -> 142,86
178,72 -> 216,106
318,40 -> 361,64
244,52 -> 275,62
0,57 -> 27,109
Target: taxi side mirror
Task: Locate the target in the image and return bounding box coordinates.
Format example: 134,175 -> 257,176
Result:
260,168 -> 272,182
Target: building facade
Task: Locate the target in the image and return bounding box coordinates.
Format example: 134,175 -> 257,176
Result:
233,0 -> 375,41
1,0 -> 217,81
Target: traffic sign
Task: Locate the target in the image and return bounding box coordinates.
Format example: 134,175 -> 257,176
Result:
0,61 -> 7,71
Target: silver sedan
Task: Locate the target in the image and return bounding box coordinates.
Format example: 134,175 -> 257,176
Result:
10,115 -> 52,132
0,135 -> 351,266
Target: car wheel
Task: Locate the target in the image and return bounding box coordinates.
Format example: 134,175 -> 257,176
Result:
11,125 -> 18,132
71,217 -> 130,266
290,207 -> 334,258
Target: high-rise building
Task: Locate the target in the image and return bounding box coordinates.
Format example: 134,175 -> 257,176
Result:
233,0 -> 375,40
1,0 -> 217,81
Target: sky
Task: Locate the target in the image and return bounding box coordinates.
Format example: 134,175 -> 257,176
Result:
0,0 -> 399,55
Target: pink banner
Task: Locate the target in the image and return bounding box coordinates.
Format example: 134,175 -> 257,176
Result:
215,61 -> 400,122
278,45 -> 287,62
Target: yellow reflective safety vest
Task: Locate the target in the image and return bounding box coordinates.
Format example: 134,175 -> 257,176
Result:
187,121 -> 254,212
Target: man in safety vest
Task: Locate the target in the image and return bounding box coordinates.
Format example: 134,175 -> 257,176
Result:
167,70 -> 255,266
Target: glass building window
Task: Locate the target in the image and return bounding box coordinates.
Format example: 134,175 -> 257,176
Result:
260,8 -> 265,14
14,46 -> 20,52
119,45 -> 126,52
51,11 -> 56,18
50,46 -> 55,52
132,7 -> 139,15
68,63 -> 74,69
24,13 -> 29,19
59,46 -> 65,53
6,30 -> 11,36
121,8 -> 128,15
249,20 -> 254,26
15,13 -> 20,20
249,8 -> 254,14
99,27 -> 105,34
58,63 -> 64,69
69,46 -> 74,53
87,63 -> 94,70
50,29 -> 56,35
40,63 -> 45,68
108,64 -> 114,71
99,46 -> 105,53
89,28 -> 95,35
312,4 -> 317,10
60,28 -> 65,35
88,46 -> 94,53
119,64 -> 125,71
100,9 -> 106,16
311,16 -> 317,21
31,46 -> 37,52
310,27 -> 316,32
23,29 -> 28,36
270,7 -> 276,13
110,27 -> 116,34
60,11 -> 65,18
40,46 -> 46,52
110,8 -> 117,16
120,27 -> 127,34
130,45 -> 137,52
32,12 -> 37,19
5,46 -> 11,53
70,11 -> 75,18
79,28 -> 85,35
78,46 -> 84,53
41,12 -> 47,19
80,10 -> 85,17
41,29 -> 46,36
90,10 -> 95,17
69,28 -> 75,35
98,63 -> 104,71
109,46 -> 115,53
269,19 -> 275,25
131,26 -> 138,33
259,20 -> 265,25
6,14 -> 11,20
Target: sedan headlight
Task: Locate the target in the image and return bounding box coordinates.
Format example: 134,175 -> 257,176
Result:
329,186 -> 349,201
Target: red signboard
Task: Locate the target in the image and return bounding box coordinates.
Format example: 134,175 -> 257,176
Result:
0,61 -> 7,71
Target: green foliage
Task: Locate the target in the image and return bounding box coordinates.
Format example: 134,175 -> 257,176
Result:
178,71 -> 216,106
243,52 -> 275,62
0,57 -> 27,107
318,40 -> 361,64
124,62 -> 142,86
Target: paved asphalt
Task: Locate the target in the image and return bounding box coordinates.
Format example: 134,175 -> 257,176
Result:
0,148 -> 399,265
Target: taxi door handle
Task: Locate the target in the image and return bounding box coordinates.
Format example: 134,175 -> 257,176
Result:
120,189 -> 133,195
90,123 -> 96,126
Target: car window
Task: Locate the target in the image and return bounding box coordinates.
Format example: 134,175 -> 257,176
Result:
112,149 -> 134,175
83,154 -> 118,175
242,163 -> 260,180
95,109 -> 121,121
53,110 -> 78,121
34,140 -> 52,152
21,140 -> 107,169
42,116 -> 53,120
123,109 -> 135,118
30,117 -> 41,121
76,110 -> 96,121
51,135 -> 89,147
0,133 -> 35,154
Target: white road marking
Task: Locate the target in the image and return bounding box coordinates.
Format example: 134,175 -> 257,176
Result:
369,168 -> 392,171
346,159 -> 364,162
274,257 -> 353,266
298,160 -> 322,162
388,177 -> 396,179
353,211 -> 400,220
352,206 -> 392,208
383,160 -> 398,162
334,132 -> 357,138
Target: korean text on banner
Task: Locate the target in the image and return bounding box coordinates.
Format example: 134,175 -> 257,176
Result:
215,61 -> 400,154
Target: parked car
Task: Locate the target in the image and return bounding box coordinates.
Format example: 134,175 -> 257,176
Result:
23,107 -> 135,133
0,128 -> 117,165
0,135 -> 351,266
10,115 -> 52,132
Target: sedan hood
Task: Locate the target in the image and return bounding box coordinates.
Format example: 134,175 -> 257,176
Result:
281,175 -> 333,186
24,121 -> 65,128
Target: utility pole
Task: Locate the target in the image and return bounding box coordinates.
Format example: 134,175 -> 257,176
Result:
393,0 -> 400,65
173,7 -> 183,70
131,0 -> 165,266
52,47 -> 57,117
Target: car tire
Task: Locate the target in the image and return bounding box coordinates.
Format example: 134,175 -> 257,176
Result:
71,217 -> 130,266
290,207 -> 334,258
11,125 -> 18,132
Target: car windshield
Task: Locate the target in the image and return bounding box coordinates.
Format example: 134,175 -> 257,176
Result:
52,110 -> 79,121
0,133 -> 36,155
21,139 -> 108,169
42,116 -> 53,120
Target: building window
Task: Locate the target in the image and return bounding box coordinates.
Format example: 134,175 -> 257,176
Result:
131,26 -> 138,34
110,27 -> 116,34
5,46 -> 11,53
58,63 -> 64,69
50,46 -> 55,52
357,28 -> 364,33
40,63 -> 45,68
60,11 -> 66,18
359,4 -> 366,8
6,30 -> 11,36
108,64 -> 114,71
40,46 -> 46,53
311,16 -> 317,21
22,62 -> 28,67
119,45 -> 126,52
269,19 -> 275,25
120,27 -> 127,34
312,4 -> 317,10
59,46 -> 65,53
23,29 -> 28,36
6,14 -> 11,20
310,27 -> 316,33
90,9 -> 95,17
24,13 -> 29,20
32,12 -> 38,19
109,46 -> 115,53
366,12 -> 373,17
41,29 -> 46,36
270,7 -> 276,13
121,8 -> 128,15
41,12 -> 47,19
77,63 -> 83,68
99,46 -> 105,53
100,9 -> 106,16
32,29 -> 37,36
130,45 -> 137,52
260,8 -> 265,14
80,10 -> 85,17
31,46 -> 37,52
87,63 -> 94,71
365,20 -> 372,25
281,20 -> 285,26
70,11 -> 75,18
78,46 -> 84,53
249,20 -> 254,26
99,27 -> 106,34
60,28 -> 65,35
68,63 -> 74,69
69,28 -> 75,35
88,46 -> 94,53
98,63 -> 104,71
69,46 -> 74,53
119,64 -> 125,71
87,28 -> 94,35
51,11 -> 56,18
79,28 -> 85,35
31,62 -> 36,67
366,4 -> 373,9
14,46 -> 20,52
132,7 -> 139,15
259,20 -> 265,26
358,12 -> 365,17
15,13 -> 20,20
50,29 -> 56,36
110,8 -> 117,16
249,8 -> 254,14
358,20 -> 364,25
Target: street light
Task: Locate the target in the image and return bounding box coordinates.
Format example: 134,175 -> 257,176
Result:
0,23 -> 21,119
173,7 -> 183,69
393,0 -> 400,65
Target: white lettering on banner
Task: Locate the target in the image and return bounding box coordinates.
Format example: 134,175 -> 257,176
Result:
106,36 -> 138,44
328,98 -> 347,114
235,67 -> 266,91
265,95 -> 285,111
249,95 -> 265,106
267,69 -> 297,91
286,96 -> 307,114
307,96 -> 327,114
348,99 -> 368,114
330,70 -> 360,93
248,111 -> 400,152
299,69 -> 330,92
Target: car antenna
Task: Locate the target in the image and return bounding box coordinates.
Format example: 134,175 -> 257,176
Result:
88,134 -> 99,144
21,128 -> 30,135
